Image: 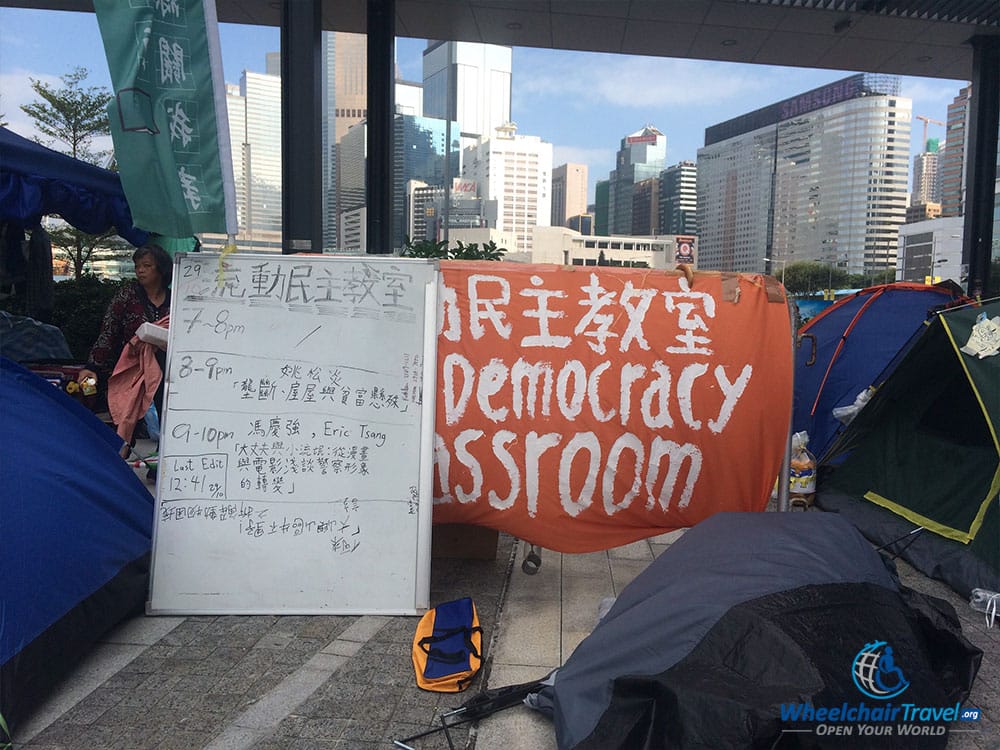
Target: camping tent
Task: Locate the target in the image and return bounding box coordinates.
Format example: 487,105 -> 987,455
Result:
794,282 -> 966,461
540,512 -> 982,750
818,299 -> 1000,597
0,357 -> 153,737
0,126 -> 148,245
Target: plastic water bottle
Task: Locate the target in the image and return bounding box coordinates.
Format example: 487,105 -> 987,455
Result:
969,588 -> 999,628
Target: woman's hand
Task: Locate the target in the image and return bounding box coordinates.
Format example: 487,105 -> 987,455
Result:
77,368 -> 97,384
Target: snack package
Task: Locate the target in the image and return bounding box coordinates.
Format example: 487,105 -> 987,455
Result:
789,431 -> 816,504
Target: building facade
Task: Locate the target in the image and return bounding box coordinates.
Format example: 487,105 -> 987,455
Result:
697,73 -> 911,276
898,216 -> 964,285
551,163 -> 588,227
594,180 -> 609,236
337,122 -> 368,252
422,41 -> 512,155
941,86 -> 969,218
608,126 -> 666,235
504,226 -> 696,270
321,32 -> 367,251
462,124 -> 552,254
408,179 -> 495,244
911,140 -> 941,208
222,71 -> 283,252
337,115 -> 459,252
659,160 -> 698,235
631,177 -> 659,236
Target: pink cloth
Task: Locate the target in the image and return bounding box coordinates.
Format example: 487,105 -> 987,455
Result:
107,316 -> 169,444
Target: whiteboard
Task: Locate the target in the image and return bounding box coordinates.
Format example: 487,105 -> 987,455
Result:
148,253 -> 438,615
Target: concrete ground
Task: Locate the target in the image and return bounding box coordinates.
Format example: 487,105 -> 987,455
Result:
10,446 -> 999,749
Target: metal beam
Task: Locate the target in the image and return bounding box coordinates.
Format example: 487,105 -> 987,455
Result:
962,35 -> 1000,298
281,0 -> 323,254
366,0 -> 394,254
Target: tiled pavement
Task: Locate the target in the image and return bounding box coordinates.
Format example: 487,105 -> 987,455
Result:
12,477 -> 1000,750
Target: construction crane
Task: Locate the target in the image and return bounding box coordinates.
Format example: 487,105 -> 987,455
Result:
915,114 -> 945,150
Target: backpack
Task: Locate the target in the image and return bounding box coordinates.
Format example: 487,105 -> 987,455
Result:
412,597 -> 483,692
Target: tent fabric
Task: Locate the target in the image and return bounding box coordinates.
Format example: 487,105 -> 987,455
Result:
0,126 -> 148,246
0,310 -> 71,362
545,512 -> 981,750
793,283 -> 966,461
820,299 -> 1000,595
0,356 -> 153,734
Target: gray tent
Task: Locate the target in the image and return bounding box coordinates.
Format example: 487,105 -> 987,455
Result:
538,513 -> 981,749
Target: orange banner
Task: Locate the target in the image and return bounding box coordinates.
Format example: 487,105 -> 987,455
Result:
432,263 -> 792,553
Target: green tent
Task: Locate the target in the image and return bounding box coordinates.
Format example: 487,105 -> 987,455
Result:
820,299 -> 1000,595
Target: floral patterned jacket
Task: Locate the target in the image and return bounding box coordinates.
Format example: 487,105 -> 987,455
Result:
87,282 -> 171,379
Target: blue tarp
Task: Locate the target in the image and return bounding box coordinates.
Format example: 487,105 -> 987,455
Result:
0,357 -> 153,736
0,126 -> 148,246
793,282 -> 965,461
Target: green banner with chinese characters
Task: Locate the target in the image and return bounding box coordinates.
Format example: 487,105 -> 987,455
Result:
94,0 -> 235,237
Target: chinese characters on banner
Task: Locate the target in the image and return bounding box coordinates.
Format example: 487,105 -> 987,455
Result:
94,0 -> 236,238
432,264 -> 793,553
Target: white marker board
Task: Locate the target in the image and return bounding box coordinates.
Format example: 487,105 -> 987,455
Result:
148,253 -> 438,615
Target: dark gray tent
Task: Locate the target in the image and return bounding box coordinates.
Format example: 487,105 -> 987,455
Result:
540,513 -> 981,749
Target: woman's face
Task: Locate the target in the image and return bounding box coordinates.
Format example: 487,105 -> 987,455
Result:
134,255 -> 162,287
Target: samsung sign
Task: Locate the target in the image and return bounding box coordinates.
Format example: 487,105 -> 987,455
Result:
779,77 -> 862,119
704,73 -> 899,146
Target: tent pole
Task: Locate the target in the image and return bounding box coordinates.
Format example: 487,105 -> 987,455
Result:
778,299 -> 794,512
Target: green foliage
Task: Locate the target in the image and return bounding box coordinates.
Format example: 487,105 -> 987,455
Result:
18,67 -> 130,282
20,67 -> 111,163
849,269 -> 898,288
401,237 -> 507,261
48,224 -> 132,280
50,275 -> 128,360
780,261 -> 850,295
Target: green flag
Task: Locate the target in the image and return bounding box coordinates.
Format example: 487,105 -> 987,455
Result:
95,0 -> 236,238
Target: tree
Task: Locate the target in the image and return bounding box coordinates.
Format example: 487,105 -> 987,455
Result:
781,261 -> 849,295
20,67 -> 111,162
20,67 -> 131,280
48,224 -> 132,281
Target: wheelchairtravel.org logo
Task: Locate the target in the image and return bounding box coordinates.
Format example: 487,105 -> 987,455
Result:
779,640 -> 981,740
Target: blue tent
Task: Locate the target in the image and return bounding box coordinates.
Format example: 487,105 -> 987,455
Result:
0,357 -> 153,738
0,126 -> 148,245
793,282 -> 966,461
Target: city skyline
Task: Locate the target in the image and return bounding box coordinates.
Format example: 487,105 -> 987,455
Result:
0,7 -> 968,203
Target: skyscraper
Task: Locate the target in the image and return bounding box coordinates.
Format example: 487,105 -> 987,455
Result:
422,41 -> 512,154
911,140 -> 942,208
659,160 -> 698,235
608,126 -> 666,235
337,122 -> 367,253
631,177 -> 659,236
941,86 -> 969,218
551,163 -> 588,227
321,32 -> 367,251
697,73 -> 911,276
392,114 -> 459,252
335,115 -> 459,253
594,180 -> 609,236
462,123 -> 552,254
224,70 -> 283,250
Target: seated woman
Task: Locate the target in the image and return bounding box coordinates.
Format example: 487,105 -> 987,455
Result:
78,244 -> 172,475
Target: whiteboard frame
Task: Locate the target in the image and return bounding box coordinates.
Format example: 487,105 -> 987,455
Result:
146,252 -> 438,616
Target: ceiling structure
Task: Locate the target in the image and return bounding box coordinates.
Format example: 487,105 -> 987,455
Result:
4,0 -> 999,81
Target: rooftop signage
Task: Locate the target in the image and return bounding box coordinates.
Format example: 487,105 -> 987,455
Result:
704,74 -> 900,146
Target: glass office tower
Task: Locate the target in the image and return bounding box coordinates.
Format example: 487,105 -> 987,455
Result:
697,73 -> 911,276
